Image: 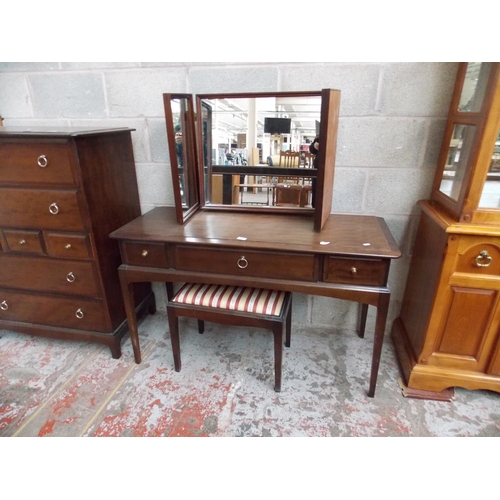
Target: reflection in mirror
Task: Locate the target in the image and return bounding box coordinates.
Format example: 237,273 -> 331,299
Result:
479,129 -> 500,208
197,94 -> 322,210
171,98 -> 188,207
439,124 -> 476,201
163,93 -> 199,224
458,62 -> 492,113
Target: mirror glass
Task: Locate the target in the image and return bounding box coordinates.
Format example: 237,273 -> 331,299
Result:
479,128 -> 500,208
458,62 -> 492,113
439,124 -> 477,201
198,94 -> 322,210
163,94 -> 199,223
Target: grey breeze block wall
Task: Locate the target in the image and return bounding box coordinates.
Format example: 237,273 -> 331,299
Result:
0,61 -> 459,337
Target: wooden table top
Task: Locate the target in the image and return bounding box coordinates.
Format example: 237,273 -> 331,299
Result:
110,207 -> 401,259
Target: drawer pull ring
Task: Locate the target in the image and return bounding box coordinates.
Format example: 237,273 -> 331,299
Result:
37,155 -> 48,168
351,267 -> 357,274
75,308 -> 84,319
475,250 -> 493,268
66,272 -> 76,282
65,244 -> 72,249
0,301 -> 8,311
142,250 -> 149,257
19,239 -> 26,245
49,203 -> 59,215
237,256 -> 248,269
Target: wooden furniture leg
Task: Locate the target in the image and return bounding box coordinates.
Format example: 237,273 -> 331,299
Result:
118,267 -> 142,364
368,293 -> 390,398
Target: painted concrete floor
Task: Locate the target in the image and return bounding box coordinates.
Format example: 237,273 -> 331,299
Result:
1,310 -> 500,437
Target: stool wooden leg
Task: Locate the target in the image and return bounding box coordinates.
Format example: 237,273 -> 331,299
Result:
167,307 -> 181,372
273,323 -> 283,392
358,303 -> 368,339
198,320 -> 205,334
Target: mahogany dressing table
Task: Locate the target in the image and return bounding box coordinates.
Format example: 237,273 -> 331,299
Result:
110,90 -> 401,397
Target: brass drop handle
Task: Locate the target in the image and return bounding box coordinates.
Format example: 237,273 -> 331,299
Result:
75,308 -> 84,319
37,155 -> 48,168
475,250 -> 493,268
66,272 -> 76,282
49,203 -> 59,215
237,256 -> 249,269
0,300 -> 8,311
142,250 -> 149,257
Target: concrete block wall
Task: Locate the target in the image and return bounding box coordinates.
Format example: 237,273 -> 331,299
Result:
0,61 -> 459,336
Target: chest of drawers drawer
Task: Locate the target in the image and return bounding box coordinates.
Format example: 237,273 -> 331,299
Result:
0,188 -> 85,230
44,232 -> 93,260
0,140 -> 76,186
175,245 -> 317,281
3,229 -> 44,254
323,257 -> 389,286
0,254 -> 101,296
0,289 -> 109,332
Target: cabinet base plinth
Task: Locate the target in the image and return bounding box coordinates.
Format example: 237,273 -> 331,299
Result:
392,316 -> 500,397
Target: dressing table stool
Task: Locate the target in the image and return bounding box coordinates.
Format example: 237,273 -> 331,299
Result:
167,283 -> 292,391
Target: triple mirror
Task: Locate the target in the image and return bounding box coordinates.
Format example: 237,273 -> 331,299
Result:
164,89 -> 340,231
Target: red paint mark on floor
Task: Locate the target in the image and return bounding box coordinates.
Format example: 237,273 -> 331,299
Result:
38,419 -> 56,437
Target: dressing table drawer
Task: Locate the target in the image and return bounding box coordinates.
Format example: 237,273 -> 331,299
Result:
323,257 -> 388,286
175,245 -> 317,281
122,241 -> 169,268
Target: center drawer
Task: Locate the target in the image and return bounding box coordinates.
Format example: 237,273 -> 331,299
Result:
0,187 -> 85,230
0,254 -> 101,297
175,245 -> 317,281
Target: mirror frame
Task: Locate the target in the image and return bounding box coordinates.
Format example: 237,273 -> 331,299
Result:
163,93 -> 200,224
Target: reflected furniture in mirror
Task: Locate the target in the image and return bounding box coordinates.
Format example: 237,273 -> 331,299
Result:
392,62 -> 500,397
110,89 -> 402,397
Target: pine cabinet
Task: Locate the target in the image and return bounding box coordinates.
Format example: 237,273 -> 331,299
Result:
392,63 -> 500,394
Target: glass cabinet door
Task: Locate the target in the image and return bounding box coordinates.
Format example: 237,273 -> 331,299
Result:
431,62 -> 500,222
478,129 -> 500,208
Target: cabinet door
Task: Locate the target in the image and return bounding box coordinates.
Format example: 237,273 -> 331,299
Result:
434,283 -> 499,370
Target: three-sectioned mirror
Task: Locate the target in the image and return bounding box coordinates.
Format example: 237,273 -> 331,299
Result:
164,89 -> 340,231
163,93 -> 199,224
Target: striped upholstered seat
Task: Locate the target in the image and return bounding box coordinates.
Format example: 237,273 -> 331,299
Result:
172,283 -> 287,316
167,282 -> 292,391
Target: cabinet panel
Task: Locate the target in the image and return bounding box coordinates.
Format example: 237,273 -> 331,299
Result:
438,286 -> 496,359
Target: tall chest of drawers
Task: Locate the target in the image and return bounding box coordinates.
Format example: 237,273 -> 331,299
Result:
0,127 -> 154,357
